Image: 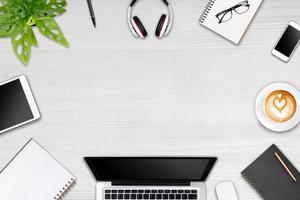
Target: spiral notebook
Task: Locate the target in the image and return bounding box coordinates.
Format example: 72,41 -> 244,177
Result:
242,144 -> 300,200
199,0 -> 263,44
0,139 -> 76,200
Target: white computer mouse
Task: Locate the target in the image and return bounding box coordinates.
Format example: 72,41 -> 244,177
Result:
216,181 -> 239,200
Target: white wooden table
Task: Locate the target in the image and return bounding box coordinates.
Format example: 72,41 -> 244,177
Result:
1,0 -> 300,199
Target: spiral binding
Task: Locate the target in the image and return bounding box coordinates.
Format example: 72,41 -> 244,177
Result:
199,0 -> 216,23
242,173 -> 267,200
53,178 -> 76,200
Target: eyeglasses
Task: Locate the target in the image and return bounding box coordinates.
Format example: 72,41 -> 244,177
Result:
215,0 -> 250,24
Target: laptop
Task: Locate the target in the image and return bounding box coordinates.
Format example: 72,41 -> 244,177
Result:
84,157 -> 217,200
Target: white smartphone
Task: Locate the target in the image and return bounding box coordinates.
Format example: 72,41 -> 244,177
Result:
272,21 -> 300,62
0,75 -> 40,134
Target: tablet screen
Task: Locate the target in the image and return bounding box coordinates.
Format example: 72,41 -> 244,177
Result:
0,79 -> 33,131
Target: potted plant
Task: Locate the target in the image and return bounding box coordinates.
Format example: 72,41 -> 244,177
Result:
0,0 -> 69,65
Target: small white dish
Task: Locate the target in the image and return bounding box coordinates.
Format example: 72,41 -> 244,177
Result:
255,82 -> 300,132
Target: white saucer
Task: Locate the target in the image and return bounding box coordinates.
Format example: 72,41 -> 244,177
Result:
255,82 -> 300,132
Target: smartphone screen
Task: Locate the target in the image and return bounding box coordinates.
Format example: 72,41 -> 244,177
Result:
275,25 -> 300,57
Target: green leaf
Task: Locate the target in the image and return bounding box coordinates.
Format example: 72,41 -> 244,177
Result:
37,0 -> 67,18
36,17 -> 69,47
0,6 -> 6,14
0,6 -> 22,37
28,26 -> 38,46
0,0 -> 9,6
0,7 -> 11,36
0,18 -> 22,37
12,26 -> 32,65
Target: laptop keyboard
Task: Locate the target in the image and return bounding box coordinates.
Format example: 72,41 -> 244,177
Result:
104,189 -> 198,200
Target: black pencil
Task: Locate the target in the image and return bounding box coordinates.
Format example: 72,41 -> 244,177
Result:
87,0 -> 96,28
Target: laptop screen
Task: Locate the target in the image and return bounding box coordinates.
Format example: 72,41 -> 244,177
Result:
85,157 -> 216,182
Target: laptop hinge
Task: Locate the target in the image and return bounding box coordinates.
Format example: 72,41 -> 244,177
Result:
112,180 -> 190,186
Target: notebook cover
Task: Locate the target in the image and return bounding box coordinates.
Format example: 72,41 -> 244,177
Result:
0,139 -> 75,200
242,144 -> 300,199
199,0 -> 263,44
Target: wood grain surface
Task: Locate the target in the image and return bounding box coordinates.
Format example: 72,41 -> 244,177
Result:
0,0 -> 300,199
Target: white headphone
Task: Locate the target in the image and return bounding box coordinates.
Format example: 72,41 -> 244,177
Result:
127,0 -> 173,39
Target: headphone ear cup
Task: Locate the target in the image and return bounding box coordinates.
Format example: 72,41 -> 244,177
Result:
155,14 -> 168,38
131,16 -> 148,39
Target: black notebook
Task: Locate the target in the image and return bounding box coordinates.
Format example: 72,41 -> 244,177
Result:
242,144 -> 300,200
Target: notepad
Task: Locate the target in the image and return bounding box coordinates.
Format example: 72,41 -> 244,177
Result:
199,0 -> 263,44
0,139 -> 76,200
242,144 -> 300,200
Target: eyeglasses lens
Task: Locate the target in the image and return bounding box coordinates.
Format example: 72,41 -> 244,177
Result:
234,1 -> 250,14
219,11 -> 232,23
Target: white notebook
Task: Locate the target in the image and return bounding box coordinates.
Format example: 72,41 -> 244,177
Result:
199,0 -> 263,44
0,139 -> 75,200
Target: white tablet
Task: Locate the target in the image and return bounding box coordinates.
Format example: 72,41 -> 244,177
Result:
0,75 -> 40,134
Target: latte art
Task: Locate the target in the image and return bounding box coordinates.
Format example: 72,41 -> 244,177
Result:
264,90 -> 297,123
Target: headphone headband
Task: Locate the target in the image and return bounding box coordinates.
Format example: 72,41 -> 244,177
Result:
128,0 -> 173,38
130,0 -> 169,7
